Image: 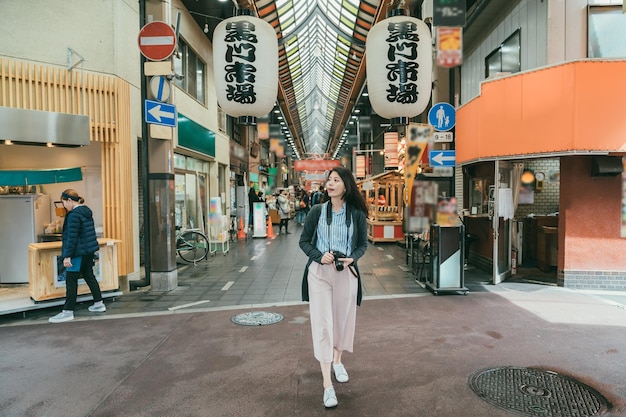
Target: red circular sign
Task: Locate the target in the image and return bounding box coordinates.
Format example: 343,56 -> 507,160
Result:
138,21 -> 177,61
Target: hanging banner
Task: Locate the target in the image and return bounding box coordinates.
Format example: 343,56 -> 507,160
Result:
356,155 -> 366,178
384,132 -> 399,169
404,123 -> 433,205
406,180 -> 438,234
436,27 -> 463,68
293,159 -> 341,171
258,121 -> 269,139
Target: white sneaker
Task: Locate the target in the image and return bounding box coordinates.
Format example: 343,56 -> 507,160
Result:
88,303 -> 106,313
323,386 -> 338,408
333,363 -> 349,383
49,311 -> 74,323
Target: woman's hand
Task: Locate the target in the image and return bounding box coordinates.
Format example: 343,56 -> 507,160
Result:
321,252 -> 335,265
338,257 -> 354,267
63,257 -> 72,268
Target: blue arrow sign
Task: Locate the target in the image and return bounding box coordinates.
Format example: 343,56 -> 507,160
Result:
145,99 -> 177,127
429,150 -> 456,167
428,102 -> 456,132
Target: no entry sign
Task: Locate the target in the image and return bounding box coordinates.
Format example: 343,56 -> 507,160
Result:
138,21 -> 176,61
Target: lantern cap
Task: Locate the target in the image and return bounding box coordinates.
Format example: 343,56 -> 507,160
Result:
387,0 -> 409,17
391,117 -> 409,126
239,116 -> 257,125
236,8 -> 255,17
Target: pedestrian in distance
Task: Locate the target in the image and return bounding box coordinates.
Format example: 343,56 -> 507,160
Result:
298,166 -> 369,408
311,185 -> 324,205
277,189 -> 291,234
248,186 -> 260,231
49,189 -> 106,323
296,189 -> 310,226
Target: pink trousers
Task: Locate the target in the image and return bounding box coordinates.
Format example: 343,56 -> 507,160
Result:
308,262 -> 358,363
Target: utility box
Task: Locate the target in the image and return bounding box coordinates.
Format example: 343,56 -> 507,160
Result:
427,224 -> 469,296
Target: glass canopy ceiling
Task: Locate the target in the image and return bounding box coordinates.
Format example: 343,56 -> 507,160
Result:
253,0 -> 384,159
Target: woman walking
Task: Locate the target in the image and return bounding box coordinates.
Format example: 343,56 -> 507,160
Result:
49,189 -> 106,323
277,189 -> 291,234
298,166 -> 368,408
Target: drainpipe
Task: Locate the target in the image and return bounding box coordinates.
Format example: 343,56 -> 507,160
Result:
132,0 -> 151,291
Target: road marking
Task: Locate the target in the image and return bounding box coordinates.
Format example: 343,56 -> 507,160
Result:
399,266 -> 409,272
251,255 -> 258,261
386,254 -> 394,259
222,281 -> 234,291
239,266 -> 248,272
378,247 -> 384,251
168,300 -> 211,311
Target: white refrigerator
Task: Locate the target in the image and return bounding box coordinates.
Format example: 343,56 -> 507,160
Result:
0,194 -> 51,284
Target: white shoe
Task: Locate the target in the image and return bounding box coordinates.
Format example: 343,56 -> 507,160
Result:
333,363 -> 349,383
88,303 -> 106,313
323,386 -> 338,408
49,310 -> 74,323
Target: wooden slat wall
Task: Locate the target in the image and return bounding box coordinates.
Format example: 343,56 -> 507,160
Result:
0,58 -> 133,276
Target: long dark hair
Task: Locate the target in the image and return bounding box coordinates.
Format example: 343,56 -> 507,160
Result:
330,166 -> 368,214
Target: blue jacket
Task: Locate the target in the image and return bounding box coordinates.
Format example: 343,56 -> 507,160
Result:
61,205 -> 100,259
298,202 -> 368,305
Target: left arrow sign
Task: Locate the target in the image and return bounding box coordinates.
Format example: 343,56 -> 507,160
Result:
145,99 -> 177,127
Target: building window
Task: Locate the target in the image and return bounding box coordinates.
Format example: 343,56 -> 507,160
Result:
218,106 -> 227,134
588,5 -> 626,58
485,29 -> 521,79
173,38 -> 206,104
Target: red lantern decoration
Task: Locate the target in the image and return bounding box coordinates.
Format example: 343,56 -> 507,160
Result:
213,9 -> 278,124
366,11 -> 432,125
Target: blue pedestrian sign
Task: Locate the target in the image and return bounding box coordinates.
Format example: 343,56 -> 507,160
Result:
429,150 -> 456,167
428,102 -> 456,132
145,99 -> 177,127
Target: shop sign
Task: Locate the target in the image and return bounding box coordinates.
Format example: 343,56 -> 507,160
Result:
436,27 -> 463,68
433,0 -> 466,27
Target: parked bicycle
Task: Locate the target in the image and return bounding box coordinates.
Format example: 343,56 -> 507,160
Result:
176,226 -> 209,263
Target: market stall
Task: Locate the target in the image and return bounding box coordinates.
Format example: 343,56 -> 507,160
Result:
357,171 -> 405,243
28,238 -> 120,302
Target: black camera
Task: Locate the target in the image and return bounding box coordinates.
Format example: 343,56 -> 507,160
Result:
332,251 -> 347,271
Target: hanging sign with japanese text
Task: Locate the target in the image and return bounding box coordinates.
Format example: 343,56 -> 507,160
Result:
366,15 -> 432,120
213,11 -> 278,120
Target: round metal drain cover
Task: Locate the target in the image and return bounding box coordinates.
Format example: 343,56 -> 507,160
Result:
469,367 -> 609,416
231,311 -> 284,326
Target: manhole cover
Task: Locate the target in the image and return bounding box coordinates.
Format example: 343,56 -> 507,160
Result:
231,311 -> 284,326
469,367 -> 609,416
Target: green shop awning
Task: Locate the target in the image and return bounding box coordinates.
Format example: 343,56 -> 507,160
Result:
0,167 -> 83,186
178,113 -> 215,157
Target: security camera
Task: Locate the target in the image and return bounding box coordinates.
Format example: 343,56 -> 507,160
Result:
166,73 -> 184,81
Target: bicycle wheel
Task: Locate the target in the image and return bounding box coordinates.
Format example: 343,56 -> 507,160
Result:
177,231 -> 209,263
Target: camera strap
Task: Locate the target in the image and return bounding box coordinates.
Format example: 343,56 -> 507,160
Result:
325,202 -> 357,277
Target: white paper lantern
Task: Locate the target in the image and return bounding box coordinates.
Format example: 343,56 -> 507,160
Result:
213,10 -> 278,123
366,14 -> 432,123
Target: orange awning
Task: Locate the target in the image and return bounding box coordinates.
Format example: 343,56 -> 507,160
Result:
456,60 -> 626,164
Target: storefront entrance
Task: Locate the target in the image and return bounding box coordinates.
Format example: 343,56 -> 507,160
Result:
174,155 -> 209,233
